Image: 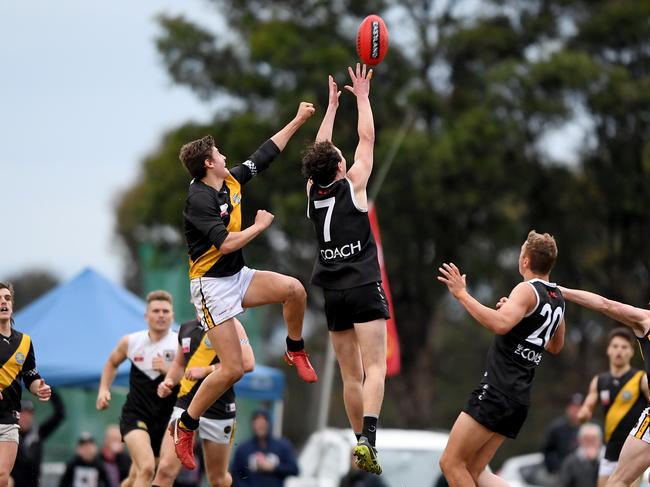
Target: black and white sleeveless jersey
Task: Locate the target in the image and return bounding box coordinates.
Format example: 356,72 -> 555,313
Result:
122,329 -> 178,421
308,178 -> 381,290
481,279 -> 565,405
175,320 -> 236,420
597,368 -> 646,460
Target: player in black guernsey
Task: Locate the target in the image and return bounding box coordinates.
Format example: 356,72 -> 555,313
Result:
0,282 -> 51,487
577,327 -> 649,487
152,318 -> 254,487
96,290 -> 178,487
301,66 -> 389,476
558,286 -> 650,487
437,231 -> 566,487
173,101 -> 317,470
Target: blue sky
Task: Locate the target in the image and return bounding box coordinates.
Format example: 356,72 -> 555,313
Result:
0,0 -> 220,283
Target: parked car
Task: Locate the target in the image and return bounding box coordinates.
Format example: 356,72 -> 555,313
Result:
286,428 -> 449,487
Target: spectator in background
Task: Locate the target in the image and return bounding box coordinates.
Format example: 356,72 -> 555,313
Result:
542,393 -> 583,475
11,391 -> 65,487
339,451 -> 387,487
59,432 -> 110,487
231,409 -> 299,487
559,423 -> 601,487
99,425 -> 130,487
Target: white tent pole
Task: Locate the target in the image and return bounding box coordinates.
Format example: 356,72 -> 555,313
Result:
273,399 -> 284,437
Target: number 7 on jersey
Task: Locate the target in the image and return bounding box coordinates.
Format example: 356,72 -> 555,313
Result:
314,197 -> 335,242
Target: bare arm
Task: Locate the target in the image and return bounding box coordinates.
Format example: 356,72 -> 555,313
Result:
315,76 -> 341,142
97,336 -> 128,410
270,102 -> 315,151
546,318 -> 565,354
578,375 -> 599,422
641,374 -> 649,403
559,287 -> 650,337
437,263 -> 535,335
158,345 -> 186,397
220,210 -> 274,254
345,64 -> 375,193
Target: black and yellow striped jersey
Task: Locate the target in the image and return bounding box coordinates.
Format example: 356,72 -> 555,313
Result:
175,320 -> 235,420
183,140 -> 280,279
0,328 -> 41,424
597,368 -> 646,460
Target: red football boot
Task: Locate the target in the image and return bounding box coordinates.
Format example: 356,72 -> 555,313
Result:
169,418 -> 196,470
284,350 -> 318,383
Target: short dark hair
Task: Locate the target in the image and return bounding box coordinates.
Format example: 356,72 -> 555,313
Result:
179,135 -> 214,180
524,230 -> 558,274
608,327 -> 635,347
301,141 -> 342,186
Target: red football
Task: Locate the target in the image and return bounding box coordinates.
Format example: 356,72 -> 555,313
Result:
356,14 -> 389,67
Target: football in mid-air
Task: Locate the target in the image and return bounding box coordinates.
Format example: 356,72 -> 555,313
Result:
356,14 -> 389,67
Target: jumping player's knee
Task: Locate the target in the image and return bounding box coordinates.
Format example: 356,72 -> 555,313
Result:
285,277 -> 307,303
439,452 -> 461,478
222,363 -> 245,383
154,459 -> 178,484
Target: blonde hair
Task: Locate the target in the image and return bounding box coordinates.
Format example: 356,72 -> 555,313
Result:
524,230 -> 558,274
146,290 -> 173,305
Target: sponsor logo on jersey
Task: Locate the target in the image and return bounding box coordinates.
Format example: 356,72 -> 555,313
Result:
163,349 -> 175,362
15,352 -> 25,365
182,337 -> 191,353
227,403 -> 236,412
133,354 -> 144,362
136,420 -> 148,431
623,390 -> 633,402
220,203 -> 229,218
232,192 -> 241,205
204,336 -> 212,349
514,344 -> 543,365
600,389 -> 611,406
320,240 -> 362,260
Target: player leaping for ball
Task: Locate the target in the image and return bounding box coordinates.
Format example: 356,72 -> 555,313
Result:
171,101 -> 318,470
302,64 -> 389,475
437,231 -> 566,487
556,286 -> 650,487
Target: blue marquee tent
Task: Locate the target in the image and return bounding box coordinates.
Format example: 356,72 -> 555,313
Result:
14,268 -> 285,399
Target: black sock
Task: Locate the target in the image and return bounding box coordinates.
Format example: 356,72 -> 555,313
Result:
179,410 -> 199,431
286,336 -> 305,352
362,416 -> 378,446
355,432 -> 362,441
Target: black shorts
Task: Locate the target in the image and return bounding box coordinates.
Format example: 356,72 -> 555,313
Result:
463,384 -> 529,439
119,410 -> 167,457
323,282 -> 390,332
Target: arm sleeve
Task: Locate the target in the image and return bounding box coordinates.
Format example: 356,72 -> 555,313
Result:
231,139 -> 281,184
184,191 -> 229,249
39,389 -> 65,440
20,342 -> 42,389
274,440 -> 299,477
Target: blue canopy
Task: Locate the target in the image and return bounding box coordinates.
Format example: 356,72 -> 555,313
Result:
13,268 -> 285,400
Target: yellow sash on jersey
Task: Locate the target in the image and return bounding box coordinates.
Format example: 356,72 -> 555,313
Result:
605,370 -> 645,442
178,334 -> 217,398
0,334 -> 31,389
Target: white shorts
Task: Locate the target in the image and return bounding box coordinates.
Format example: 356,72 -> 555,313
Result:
629,407 -> 650,444
599,457 -> 617,477
170,407 -> 236,445
190,267 -> 256,329
0,424 -> 19,443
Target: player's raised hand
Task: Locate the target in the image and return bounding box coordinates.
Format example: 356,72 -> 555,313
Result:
496,297 -> 509,309
157,378 -> 175,398
327,75 -> 342,108
296,102 -> 316,123
437,262 -> 467,299
254,210 -> 275,230
96,389 -> 111,410
344,63 -> 372,98
577,405 -> 592,423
